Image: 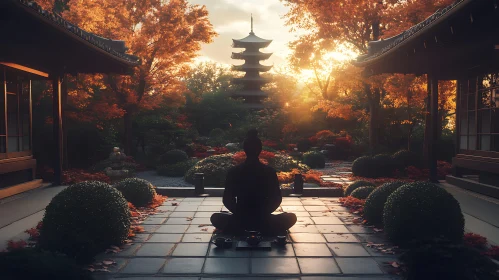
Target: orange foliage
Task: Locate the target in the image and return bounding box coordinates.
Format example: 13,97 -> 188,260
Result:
61,169 -> 111,185
339,196 -> 366,214
6,240 -> 28,251
232,151 -> 275,165
147,194 -> 167,209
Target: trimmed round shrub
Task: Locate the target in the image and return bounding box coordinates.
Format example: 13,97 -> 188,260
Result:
269,153 -> 310,172
350,186 -> 375,199
383,182 -> 465,246
0,248 -> 94,280
114,178 -> 156,207
157,159 -> 198,177
351,156 -> 376,178
39,181 -> 131,262
392,150 -> 422,169
303,151 -> 326,169
344,180 -> 376,196
400,238 -> 499,280
363,181 -> 406,226
185,154 -> 235,187
372,154 -> 395,177
159,149 -> 189,166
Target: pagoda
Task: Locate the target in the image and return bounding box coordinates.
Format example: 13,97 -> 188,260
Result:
231,15 -> 273,108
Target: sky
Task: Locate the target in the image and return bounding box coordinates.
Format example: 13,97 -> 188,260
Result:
189,0 -> 296,68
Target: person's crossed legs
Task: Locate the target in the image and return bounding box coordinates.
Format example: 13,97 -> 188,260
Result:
211,212 -> 297,235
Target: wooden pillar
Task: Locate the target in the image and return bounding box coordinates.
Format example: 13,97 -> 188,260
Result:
61,74 -> 68,170
423,76 -> 431,163
429,76 -> 439,183
52,75 -> 63,185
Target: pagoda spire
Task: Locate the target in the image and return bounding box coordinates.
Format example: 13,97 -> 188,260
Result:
231,15 -> 273,109
251,14 -> 254,34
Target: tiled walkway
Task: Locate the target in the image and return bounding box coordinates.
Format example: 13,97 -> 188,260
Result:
96,196 -> 401,280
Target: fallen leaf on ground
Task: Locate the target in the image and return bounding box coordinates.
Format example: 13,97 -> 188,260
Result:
374,228 -> 383,232
102,260 -> 115,265
186,217 -> 193,221
172,202 -> 179,206
200,228 -> 208,231
391,262 -> 400,268
198,224 -> 211,227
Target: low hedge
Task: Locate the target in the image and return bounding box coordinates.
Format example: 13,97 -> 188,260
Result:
383,182 -> 465,246
351,156 -> 375,177
157,159 -> 198,177
303,151 -> 326,169
363,181 -> 406,226
344,180 -> 376,196
350,186 -> 375,199
39,181 -> 131,262
159,149 -> 189,166
114,178 -> 156,207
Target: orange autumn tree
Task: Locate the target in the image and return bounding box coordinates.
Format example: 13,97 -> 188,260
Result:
282,0 -> 455,152
41,0 -> 217,154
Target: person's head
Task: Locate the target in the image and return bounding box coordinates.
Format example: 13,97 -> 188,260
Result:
243,129 -> 262,159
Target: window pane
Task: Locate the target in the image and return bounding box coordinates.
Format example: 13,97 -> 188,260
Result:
493,89 -> 499,108
0,136 -> 5,154
479,90 -> 493,109
21,81 -> 30,151
480,135 -> 491,151
7,94 -> 18,136
460,111 -> 468,135
469,136 -> 477,150
493,109 -> 499,134
493,135 -> 499,152
8,136 -> 19,152
468,93 -> 476,110
460,136 -> 468,150
468,111 -> 476,135
480,110 -> 491,134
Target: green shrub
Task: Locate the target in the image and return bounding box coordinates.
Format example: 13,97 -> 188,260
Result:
392,150 -> 422,169
0,248 -> 94,280
157,159 -> 198,177
297,138 -> 312,152
159,149 -> 189,165
262,146 -> 278,153
185,154 -> 235,187
39,181 -> 131,262
351,156 -> 376,177
344,180 -> 376,196
114,178 -> 156,207
269,154 -> 310,173
383,182 -> 465,246
207,128 -> 227,147
363,181 -> 406,226
303,151 -> 326,169
372,154 -> 395,177
350,186 -> 375,199
400,238 -> 499,280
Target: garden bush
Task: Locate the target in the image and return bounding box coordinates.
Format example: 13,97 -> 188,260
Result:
392,150 -> 422,169
297,138 -> 312,152
159,149 -> 189,166
350,186 -> 375,199
303,151 -> 326,169
351,156 -> 376,178
344,180 -> 376,196
157,159 -> 198,177
372,154 -> 395,177
114,178 -> 156,207
0,248 -> 94,280
185,154 -> 235,187
363,181 -> 406,226
39,181 -> 131,262
400,238 -> 499,280
383,182 -> 465,246
270,154 -> 309,172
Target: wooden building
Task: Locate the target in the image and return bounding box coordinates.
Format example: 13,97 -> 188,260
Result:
0,0 -> 139,198
354,0 -> 499,198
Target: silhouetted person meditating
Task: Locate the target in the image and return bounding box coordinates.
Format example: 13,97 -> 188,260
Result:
211,129 -> 297,235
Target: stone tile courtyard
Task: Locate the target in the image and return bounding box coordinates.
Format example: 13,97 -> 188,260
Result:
94,196 -> 401,280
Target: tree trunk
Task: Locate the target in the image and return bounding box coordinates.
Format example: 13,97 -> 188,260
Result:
423,78 -> 431,164
123,109 -> 134,155
366,84 -> 380,155
61,74 -> 69,170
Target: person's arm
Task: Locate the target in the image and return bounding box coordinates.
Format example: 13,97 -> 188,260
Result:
264,171 -> 282,214
223,170 -> 237,213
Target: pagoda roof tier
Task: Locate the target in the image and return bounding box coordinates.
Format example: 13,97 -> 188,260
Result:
231,51 -> 273,60
232,90 -> 269,97
232,77 -> 271,85
232,64 -> 273,72
233,32 -> 272,48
